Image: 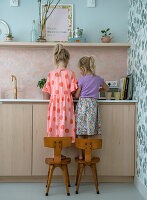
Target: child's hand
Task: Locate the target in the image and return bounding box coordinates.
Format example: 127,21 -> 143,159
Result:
100,82 -> 109,92
99,88 -> 104,92
75,87 -> 81,99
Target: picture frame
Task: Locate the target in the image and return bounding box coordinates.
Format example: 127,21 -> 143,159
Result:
42,4 -> 73,42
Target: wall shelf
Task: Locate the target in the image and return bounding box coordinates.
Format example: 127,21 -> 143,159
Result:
0,42 -> 131,48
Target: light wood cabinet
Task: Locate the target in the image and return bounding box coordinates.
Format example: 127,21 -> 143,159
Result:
32,103 -> 136,177
0,104 -> 32,176
32,104 -> 49,176
0,102 -> 136,178
32,104 -> 78,176
85,103 -> 135,176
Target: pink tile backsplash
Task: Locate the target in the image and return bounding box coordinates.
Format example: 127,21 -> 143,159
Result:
0,47 -> 127,99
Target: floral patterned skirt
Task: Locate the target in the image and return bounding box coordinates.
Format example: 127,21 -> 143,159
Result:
75,98 -> 101,136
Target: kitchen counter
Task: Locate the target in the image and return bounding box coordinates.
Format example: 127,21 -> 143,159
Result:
0,99 -> 138,103
0,100 -> 137,183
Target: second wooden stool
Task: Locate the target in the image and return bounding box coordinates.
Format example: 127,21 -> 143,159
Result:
75,138 -> 102,194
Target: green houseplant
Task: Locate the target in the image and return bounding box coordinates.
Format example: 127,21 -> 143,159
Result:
6,33 -> 14,41
101,28 -> 112,43
37,78 -> 47,89
37,78 -> 50,99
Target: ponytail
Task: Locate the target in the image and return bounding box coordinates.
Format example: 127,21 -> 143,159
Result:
54,44 -> 64,57
53,44 -> 70,66
89,56 -> 95,75
78,55 -> 96,75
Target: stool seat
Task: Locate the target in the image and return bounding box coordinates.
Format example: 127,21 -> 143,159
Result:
75,157 -> 100,164
45,157 -> 71,165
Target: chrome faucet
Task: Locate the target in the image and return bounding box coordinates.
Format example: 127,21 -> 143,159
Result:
11,75 -> 17,99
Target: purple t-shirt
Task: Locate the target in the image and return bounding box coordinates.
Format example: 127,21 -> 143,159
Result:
78,75 -> 104,98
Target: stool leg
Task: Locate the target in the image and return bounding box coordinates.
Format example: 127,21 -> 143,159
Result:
94,164 -> 100,194
46,165 -> 54,196
76,164 -> 84,194
46,165 -> 50,187
65,165 -> 71,187
75,163 -> 80,186
90,163 -> 99,194
61,165 -> 70,196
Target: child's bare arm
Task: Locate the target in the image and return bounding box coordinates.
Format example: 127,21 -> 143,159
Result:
75,86 -> 82,99
99,82 -> 109,92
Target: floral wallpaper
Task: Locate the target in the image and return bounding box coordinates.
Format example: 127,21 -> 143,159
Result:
128,0 -> 147,188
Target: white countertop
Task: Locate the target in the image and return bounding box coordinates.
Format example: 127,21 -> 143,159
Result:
0,99 -> 138,103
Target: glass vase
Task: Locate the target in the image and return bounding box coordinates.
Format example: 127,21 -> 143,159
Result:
37,23 -> 46,42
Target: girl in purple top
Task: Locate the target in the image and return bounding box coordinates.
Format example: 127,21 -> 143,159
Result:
75,56 -> 109,159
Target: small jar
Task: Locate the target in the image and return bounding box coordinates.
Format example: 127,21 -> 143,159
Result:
114,92 -> 120,100
105,92 -> 112,100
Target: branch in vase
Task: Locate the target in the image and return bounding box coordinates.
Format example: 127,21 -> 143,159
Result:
41,0 -> 61,32
46,0 -> 61,21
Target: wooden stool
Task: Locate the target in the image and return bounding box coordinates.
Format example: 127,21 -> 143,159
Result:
75,138 -> 102,194
44,137 -> 72,196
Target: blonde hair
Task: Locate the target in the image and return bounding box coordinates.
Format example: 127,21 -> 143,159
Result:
54,44 -> 70,66
78,56 -> 96,75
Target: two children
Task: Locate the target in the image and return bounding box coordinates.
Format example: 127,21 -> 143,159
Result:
43,44 -> 109,159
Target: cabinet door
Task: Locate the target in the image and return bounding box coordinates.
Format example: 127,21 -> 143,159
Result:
85,104 -> 135,176
32,104 -> 49,176
32,104 -> 78,176
0,104 -> 32,176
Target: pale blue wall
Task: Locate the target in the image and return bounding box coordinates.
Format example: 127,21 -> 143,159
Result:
0,0 -> 128,42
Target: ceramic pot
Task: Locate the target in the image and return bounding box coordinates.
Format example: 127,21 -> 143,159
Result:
6,37 -> 13,41
101,36 -> 112,43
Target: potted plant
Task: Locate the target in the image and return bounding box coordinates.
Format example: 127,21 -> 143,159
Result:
101,28 -> 112,43
6,33 -> 14,41
37,78 -> 50,99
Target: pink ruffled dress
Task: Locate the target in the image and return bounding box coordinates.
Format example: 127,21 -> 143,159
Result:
42,68 -> 77,143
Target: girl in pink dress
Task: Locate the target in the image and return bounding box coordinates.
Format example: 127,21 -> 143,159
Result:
43,44 -> 77,144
